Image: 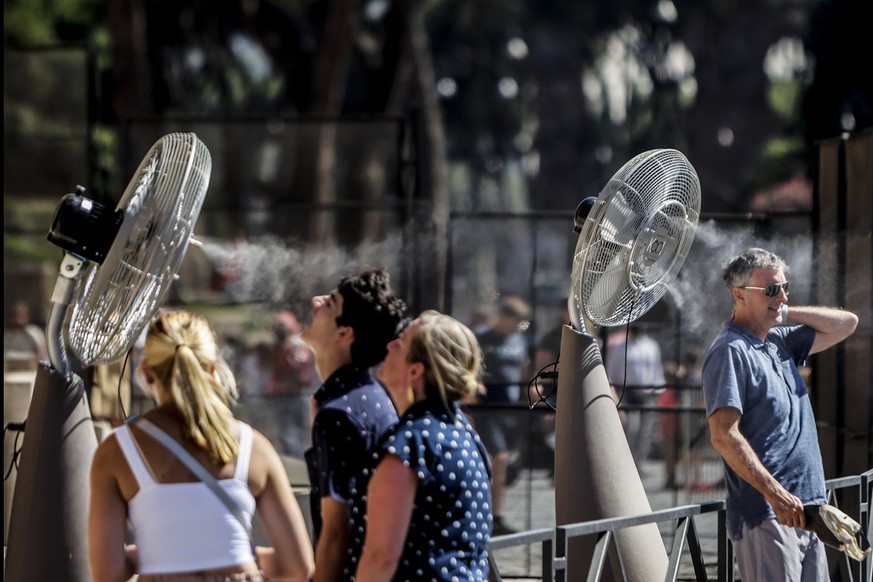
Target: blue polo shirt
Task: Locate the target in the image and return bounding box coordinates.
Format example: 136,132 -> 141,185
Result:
304,364 -> 398,579
701,321 -> 826,540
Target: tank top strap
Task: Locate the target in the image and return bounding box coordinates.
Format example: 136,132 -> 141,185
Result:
114,424 -> 156,487
233,422 -> 253,481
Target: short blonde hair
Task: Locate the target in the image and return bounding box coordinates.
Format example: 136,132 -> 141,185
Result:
142,310 -> 238,465
408,310 -> 485,409
499,296 -> 530,320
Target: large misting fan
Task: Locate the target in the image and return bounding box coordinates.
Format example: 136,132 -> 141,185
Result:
5,133 -> 212,582
554,148 -> 701,580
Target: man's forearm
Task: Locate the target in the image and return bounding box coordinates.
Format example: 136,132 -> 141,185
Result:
787,305 -> 858,354
786,305 -> 857,335
711,426 -> 781,499
314,498 -> 351,582
709,417 -> 805,527
314,533 -> 347,582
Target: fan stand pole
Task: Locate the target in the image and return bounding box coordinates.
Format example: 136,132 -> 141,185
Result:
554,324 -> 668,581
5,364 -> 97,582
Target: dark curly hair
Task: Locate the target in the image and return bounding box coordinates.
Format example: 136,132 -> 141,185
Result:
336,269 -> 408,368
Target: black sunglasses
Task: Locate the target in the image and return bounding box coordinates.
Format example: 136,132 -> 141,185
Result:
739,281 -> 790,298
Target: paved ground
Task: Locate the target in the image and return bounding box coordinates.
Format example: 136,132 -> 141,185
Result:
491,458 -> 729,581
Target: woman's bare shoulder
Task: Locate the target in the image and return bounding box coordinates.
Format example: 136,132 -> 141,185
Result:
92,429 -> 124,475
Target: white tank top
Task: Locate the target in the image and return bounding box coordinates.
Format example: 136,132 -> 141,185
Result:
114,422 -> 257,574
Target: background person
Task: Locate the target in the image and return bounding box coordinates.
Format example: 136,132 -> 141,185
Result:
702,247 -> 858,580
88,309 -> 314,582
473,295 -> 530,535
300,269 -> 408,582
528,299 -> 569,408
660,346 -> 710,491
4,300 -> 48,365
605,326 -> 666,466
522,299 -> 570,482
263,309 -> 318,457
356,310 -> 492,581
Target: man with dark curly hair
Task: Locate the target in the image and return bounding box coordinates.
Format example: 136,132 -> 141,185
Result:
301,269 -> 408,582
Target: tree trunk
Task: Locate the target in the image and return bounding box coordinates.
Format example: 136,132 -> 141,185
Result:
407,0 -> 449,310
307,0 -> 360,245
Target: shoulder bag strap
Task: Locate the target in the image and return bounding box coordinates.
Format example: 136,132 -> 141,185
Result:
135,419 -> 257,556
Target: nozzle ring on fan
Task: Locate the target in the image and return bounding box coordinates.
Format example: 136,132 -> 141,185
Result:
626,200 -> 694,294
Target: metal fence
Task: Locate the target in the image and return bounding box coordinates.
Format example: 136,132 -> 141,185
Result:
464,400 -> 726,580
488,468 -> 873,582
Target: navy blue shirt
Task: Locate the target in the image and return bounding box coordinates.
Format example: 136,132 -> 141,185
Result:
304,364 -> 399,579
368,399 -> 493,581
702,322 -> 825,540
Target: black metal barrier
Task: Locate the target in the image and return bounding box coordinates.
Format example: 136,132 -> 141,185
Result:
488,468 -> 873,582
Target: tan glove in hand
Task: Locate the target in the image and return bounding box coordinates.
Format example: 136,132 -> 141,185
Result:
803,504 -> 870,562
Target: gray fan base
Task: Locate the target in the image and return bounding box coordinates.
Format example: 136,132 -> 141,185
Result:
5,363 -> 97,582
554,325 -> 669,580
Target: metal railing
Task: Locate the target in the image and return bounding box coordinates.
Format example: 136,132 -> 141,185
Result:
488,468 -> 872,582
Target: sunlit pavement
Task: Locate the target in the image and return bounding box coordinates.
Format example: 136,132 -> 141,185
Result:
491,458 -> 728,581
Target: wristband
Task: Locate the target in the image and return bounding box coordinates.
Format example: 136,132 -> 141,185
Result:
780,304 -> 789,325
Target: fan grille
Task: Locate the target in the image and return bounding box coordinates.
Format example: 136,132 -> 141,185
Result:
67,133 -> 211,365
570,149 -> 700,328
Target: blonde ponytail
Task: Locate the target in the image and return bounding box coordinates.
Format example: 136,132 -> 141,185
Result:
143,311 -> 238,465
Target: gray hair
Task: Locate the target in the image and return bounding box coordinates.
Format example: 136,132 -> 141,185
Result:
722,248 -> 789,289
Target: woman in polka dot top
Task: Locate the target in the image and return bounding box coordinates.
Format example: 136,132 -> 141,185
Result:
354,310 -> 493,581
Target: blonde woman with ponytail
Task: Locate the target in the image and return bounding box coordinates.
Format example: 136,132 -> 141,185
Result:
356,311 -> 493,582
89,310 -> 314,582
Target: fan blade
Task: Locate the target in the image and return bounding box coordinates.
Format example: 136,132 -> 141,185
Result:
568,148 -> 701,328
66,133 -> 212,365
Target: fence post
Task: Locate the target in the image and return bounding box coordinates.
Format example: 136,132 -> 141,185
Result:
554,526 -> 567,582
717,507 -> 733,582
862,470 -> 872,582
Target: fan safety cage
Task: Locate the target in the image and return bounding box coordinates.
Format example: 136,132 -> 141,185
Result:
67,133 -> 211,365
570,148 -> 701,328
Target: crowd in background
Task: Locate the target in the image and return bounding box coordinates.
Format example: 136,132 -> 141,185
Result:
2,293 -> 710,493
3,284 -> 718,580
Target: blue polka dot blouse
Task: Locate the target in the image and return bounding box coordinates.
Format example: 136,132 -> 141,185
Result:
364,399 -> 493,581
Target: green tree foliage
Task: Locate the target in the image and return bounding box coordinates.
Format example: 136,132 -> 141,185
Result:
5,0 -> 872,217
4,0 -> 106,45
